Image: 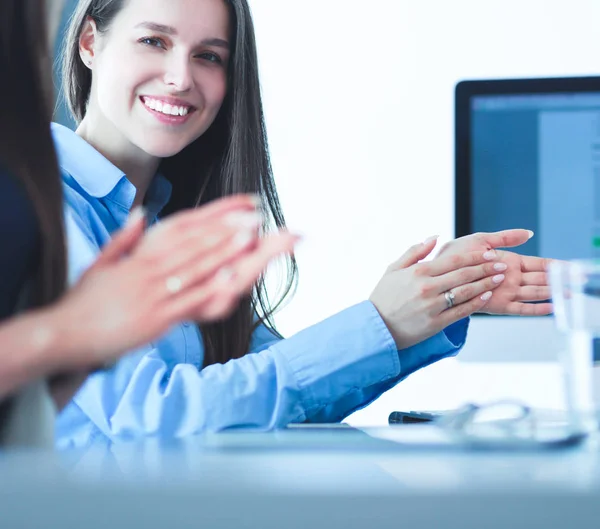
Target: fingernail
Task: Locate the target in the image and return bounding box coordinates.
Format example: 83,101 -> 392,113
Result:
249,194 -> 262,207
527,230 -> 534,239
215,267 -> 235,284
232,230 -> 255,249
203,234 -> 221,247
483,250 -> 497,260
492,274 -> 505,284
481,291 -> 493,301
127,206 -> 146,225
422,235 -> 439,245
225,212 -> 263,229
493,262 -> 508,272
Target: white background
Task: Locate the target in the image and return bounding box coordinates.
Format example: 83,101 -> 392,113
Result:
249,0 -> 600,424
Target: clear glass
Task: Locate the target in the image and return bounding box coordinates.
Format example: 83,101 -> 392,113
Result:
550,259 -> 600,433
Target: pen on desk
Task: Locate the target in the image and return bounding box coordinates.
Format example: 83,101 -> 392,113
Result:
388,411 -> 438,424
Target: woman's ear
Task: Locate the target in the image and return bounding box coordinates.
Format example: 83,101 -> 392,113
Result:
79,16 -> 98,69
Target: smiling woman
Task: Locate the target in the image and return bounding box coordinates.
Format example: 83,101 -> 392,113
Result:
0,0 -> 294,447
53,0 -> 554,448
60,0 -> 296,370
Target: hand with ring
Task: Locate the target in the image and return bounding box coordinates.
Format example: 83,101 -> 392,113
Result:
44,194 -> 299,369
369,236 -> 508,350
436,229 -> 553,316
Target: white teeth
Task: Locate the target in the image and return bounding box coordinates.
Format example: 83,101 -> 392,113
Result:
143,97 -> 191,118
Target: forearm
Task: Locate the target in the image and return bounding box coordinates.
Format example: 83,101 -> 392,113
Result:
57,303 -> 400,444
0,306 -> 79,401
304,317 -> 470,423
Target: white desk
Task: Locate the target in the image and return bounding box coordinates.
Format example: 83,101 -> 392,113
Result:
1,428 -> 599,529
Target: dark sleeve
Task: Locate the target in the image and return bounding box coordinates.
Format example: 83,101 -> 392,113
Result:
0,166 -> 40,320
0,166 -> 40,425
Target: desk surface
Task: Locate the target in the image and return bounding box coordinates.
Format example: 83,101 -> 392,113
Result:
1,426 -> 599,529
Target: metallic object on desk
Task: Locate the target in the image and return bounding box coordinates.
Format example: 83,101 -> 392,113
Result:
434,399 -> 587,449
550,260 -> 600,433
438,400 -> 534,438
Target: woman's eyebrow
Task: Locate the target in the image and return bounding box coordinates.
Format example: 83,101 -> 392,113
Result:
135,21 -> 176,34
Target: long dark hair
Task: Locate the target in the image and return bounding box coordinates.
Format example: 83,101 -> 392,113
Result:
62,0 -> 298,366
0,0 -> 67,307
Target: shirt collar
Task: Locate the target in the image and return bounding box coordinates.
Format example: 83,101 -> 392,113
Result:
145,172 -> 172,220
51,122 -> 172,219
51,122 -> 125,198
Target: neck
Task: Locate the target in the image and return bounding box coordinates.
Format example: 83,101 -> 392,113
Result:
76,115 -> 160,209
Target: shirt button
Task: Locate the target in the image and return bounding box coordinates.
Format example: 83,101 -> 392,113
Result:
182,322 -> 190,328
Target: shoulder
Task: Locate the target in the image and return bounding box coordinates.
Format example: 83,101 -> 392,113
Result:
0,163 -> 25,198
63,202 -> 101,285
59,168 -> 104,284
0,163 -> 37,229
60,167 -> 99,238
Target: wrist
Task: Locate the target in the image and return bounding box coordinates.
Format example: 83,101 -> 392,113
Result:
35,301 -> 87,372
368,298 -> 401,349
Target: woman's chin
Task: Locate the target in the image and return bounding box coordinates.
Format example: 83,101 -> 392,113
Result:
140,141 -> 187,160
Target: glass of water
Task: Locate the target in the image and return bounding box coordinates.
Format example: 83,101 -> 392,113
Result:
550,259 -> 600,433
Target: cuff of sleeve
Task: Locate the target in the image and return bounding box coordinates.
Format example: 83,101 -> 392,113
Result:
397,317 -> 470,377
440,317 -> 470,352
271,301 -> 399,416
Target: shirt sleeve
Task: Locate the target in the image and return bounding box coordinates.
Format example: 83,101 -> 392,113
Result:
60,300 -> 467,444
59,302 -> 398,442
303,316 -> 469,423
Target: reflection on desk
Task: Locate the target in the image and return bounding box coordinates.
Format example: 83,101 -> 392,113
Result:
0,427 -> 599,529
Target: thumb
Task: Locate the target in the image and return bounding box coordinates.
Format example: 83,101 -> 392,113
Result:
388,235 -> 439,271
92,206 -> 147,269
483,229 -> 534,249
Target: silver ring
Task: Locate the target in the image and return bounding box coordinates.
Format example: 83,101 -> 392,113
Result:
444,290 -> 456,309
165,275 -> 183,295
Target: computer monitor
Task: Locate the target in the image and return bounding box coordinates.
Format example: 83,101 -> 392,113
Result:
454,76 -> 600,362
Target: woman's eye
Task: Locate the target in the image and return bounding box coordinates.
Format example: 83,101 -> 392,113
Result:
139,37 -> 165,49
197,52 -> 223,64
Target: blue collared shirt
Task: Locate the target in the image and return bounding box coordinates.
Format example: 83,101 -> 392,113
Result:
52,123 -> 469,448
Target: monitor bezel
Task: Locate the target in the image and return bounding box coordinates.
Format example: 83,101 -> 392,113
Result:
455,76 -> 600,238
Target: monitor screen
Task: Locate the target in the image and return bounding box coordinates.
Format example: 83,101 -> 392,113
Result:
457,80 -> 600,260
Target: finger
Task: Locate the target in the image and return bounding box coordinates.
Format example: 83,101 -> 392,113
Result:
515,286 -> 551,302
151,225 -> 259,278
92,207 -> 146,268
423,250 -> 499,277
435,273 -> 505,314
164,233 -> 299,323
138,208 -> 261,260
436,290 -> 495,328
388,236 -> 438,271
161,275 -> 229,324
229,232 -> 300,294
433,261 -> 508,294
521,255 -> 554,273
172,229 -> 260,289
193,293 -> 240,323
522,271 -> 548,287
481,229 -> 533,249
168,194 -> 261,228
500,301 -> 553,316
